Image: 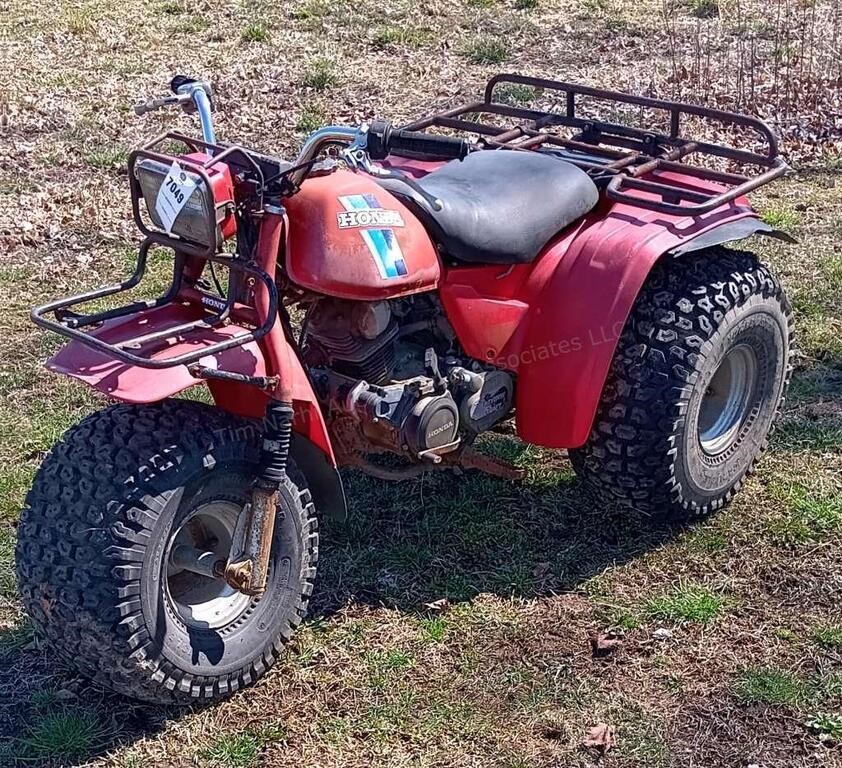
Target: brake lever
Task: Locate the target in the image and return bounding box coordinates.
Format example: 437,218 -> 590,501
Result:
342,145 -> 444,212
133,81 -> 213,116
134,79 -> 216,145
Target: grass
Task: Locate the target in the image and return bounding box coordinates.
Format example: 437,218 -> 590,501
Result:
761,206 -> 802,229
0,529 -> 15,599
371,25 -> 429,49
366,648 -> 415,687
296,104 -> 327,134
172,15 -> 210,34
1,0 -> 841,766
85,145 -> 129,170
291,0 -> 332,22
644,584 -> 725,624
688,0 -> 719,18
494,83 -> 537,106
581,0 -> 611,14
417,616 -> 447,642
200,731 -> 261,767
20,709 -> 111,760
735,667 -> 806,706
684,525 -> 729,555
463,37 -> 509,64
241,22 -> 270,43
30,688 -> 62,712
767,484 -> 842,544
197,724 -> 284,765
812,624 -> 842,649
0,618 -> 34,655
64,7 -> 96,35
303,57 -> 337,90
157,0 -> 184,13
805,712 -> 842,742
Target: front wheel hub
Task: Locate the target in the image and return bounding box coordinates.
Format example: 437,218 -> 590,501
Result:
165,500 -> 254,630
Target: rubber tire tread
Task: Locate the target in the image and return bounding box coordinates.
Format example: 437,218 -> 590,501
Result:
15,400 -> 318,704
569,247 -> 793,520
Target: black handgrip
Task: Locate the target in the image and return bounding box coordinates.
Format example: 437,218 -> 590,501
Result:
367,119 -> 471,161
169,74 -> 198,94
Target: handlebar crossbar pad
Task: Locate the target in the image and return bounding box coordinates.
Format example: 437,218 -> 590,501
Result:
367,119 -> 471,161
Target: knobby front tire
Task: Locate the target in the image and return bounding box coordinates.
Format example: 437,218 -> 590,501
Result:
16,400 -> 318,704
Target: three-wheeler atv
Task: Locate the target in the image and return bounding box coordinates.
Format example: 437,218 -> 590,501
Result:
18,74 -> 794,703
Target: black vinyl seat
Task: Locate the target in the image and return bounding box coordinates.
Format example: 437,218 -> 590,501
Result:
380,150 -> 599,264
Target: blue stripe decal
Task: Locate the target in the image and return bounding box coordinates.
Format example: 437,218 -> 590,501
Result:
363,193 -> 380,209
338,194 -> 408,279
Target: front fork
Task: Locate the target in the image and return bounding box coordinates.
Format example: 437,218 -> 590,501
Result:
224,400 -> 294,594
184,202 -> 299,596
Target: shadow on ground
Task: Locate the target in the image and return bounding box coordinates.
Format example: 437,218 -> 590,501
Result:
0,432 -> 683,766
0,632 -> 178,765
312,435 -> 680,618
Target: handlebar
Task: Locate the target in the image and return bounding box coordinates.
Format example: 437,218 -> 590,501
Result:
133,77 -> 216,145
134,93 -> 191,116
190,87 -> 215,145
366,119 -> 472,161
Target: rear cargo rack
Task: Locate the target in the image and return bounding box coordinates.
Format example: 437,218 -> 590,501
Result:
405,74 -> 788,215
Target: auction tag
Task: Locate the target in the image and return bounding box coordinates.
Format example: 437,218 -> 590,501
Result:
155,160 -> 197,233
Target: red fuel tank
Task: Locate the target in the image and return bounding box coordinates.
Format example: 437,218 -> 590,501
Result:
284,170 -> 440,300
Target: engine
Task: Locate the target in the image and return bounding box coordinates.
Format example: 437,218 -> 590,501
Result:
304,297 -> 514,459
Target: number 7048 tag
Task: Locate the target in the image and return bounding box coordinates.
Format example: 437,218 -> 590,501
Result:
155,160 -> 198,233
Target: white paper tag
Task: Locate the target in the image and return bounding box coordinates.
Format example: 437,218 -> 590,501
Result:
154,160 -> 198,233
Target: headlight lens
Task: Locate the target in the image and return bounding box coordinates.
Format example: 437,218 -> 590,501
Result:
135,157 -> 230,248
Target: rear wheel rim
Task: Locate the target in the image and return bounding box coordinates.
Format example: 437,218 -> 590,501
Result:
698,343 -> 758,455
165,501 -> 252,630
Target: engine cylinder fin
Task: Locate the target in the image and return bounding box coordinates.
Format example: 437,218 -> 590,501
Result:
309,321 -> 399,385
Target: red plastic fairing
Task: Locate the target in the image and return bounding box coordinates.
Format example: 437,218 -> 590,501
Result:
441,176 -> 760,449
284,170 -> 440,300
46,302 -> 334,460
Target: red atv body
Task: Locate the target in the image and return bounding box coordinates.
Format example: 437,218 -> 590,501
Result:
47,152 -> 777,452
20,74 -> 794,703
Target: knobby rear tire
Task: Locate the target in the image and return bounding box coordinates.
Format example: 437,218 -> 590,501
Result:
15,400 -> 318,704
569,247 -> 794,520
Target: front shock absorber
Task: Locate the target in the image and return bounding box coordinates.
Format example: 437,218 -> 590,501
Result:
224,400 -> 294,595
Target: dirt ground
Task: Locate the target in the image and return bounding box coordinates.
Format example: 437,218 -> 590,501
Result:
0,0 -> 840,766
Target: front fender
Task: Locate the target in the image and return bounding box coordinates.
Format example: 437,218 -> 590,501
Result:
46,302 -> 343,515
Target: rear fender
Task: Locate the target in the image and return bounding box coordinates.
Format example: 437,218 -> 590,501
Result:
442,191 -> 782,449
668,217 -> 796,256
517,202 -> 784,448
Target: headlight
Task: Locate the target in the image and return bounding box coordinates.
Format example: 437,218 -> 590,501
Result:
133,152 -> 236,248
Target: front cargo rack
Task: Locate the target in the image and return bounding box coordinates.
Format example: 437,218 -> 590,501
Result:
405,74 -> 788,215
30,240 -> 279,369
31,132 -> 278,371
